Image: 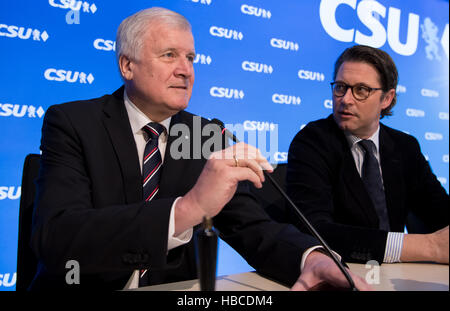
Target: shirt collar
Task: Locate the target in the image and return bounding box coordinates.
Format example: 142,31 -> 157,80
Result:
123,90 -> 171,135
345,126 -> 380,153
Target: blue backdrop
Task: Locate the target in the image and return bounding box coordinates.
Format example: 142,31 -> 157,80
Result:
0,0 -> 448,290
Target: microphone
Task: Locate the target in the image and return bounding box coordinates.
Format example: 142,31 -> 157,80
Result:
194,216 -> 218,291
210,118 -> 358,291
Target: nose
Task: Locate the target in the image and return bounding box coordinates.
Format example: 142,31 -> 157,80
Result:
174,57 -> 194,79
340,86 -> 355,104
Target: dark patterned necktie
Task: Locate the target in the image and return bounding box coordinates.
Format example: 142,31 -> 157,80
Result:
358,139 -> 390,231
142,122 -> 165,202
139,122 -> 165,286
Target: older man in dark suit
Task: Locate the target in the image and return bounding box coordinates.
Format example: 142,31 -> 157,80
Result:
287,45 -> 448,265
30,7 -> 369,290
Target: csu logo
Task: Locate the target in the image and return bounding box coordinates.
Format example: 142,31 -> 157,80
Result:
93,39 -> 115,51
210,26 -> 243,40
272,94 -> 301,105
0,104 -> 45,118
396,84 -> 407,94
274,152 -> 288,162
0,186 -> 21,200
425,132 -> 443,141
44,68 -> 94,84
0,24 -> 49,42
0,273 -> 16,287
194,53 -> 212,65
439,112 -> 449,120
443,155 -> 449,163
421,18 -> 447,61
270,38 -> 299,51
298,69 -> 325,82
242,61 -> 273,74
49,0 -> 97,13
437,177 -> 447,185
406,108 -> 425,117
319,0 -> 421,56
210,87 -> 244,99
243,121 -> 277,131
241,4 -> 272,19
421,88 -> 439,98
191,0 -> 212,5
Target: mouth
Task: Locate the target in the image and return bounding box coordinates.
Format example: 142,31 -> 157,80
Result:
169,85 -> 188,90
338,110 -> 355,118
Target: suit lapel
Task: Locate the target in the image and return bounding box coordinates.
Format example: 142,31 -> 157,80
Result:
379,124 -> 404,230
328,116 -> 380,227
101,87 -> 142,203
158,111 -> 198,198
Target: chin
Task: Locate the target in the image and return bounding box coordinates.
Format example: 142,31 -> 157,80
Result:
337,120 -> 356,133
169,101 -> 189,112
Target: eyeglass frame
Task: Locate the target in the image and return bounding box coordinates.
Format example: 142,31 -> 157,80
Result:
330,81 -> 383,100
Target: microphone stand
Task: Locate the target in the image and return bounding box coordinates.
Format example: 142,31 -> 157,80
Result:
210,118 -> 358,291
264,172 -> 358,291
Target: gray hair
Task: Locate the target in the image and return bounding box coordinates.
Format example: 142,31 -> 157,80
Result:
116,7 -> 191,64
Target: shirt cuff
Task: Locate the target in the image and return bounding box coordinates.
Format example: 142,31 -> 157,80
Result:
300,246 -> 342,271
383,232 -> 404,263
167,197 -> 193,251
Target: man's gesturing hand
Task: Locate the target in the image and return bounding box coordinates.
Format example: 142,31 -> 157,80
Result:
174,142 -> 273,235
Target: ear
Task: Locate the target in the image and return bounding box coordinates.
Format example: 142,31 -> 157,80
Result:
381,88 -> 395,110
118,54 -> 133,81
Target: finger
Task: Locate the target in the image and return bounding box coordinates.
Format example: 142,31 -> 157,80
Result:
259,159 -> 274,173
234,146 -> 273,173
232,167 -> 263,188
233,158 -> 265,183
214,143 -> 274,173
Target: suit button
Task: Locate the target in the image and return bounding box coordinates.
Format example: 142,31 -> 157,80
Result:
122,253 -> 140,264
122,254 -> 133,264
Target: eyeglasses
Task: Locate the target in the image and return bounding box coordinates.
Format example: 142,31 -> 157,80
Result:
330,82 -> 383,100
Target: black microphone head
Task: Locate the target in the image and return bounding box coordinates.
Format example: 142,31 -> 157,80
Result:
210,118 -> 239,142
210,118 -> 225,129
210,118 -> 228,137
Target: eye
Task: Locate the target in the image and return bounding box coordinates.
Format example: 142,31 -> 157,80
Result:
354,84 -> 370,96
187,54 -> 195,63
163,51 -> 175,58
334,83 -> 347,92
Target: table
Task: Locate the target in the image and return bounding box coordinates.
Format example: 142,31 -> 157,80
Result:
347,262 -> 448,291
136,262 -> 448,291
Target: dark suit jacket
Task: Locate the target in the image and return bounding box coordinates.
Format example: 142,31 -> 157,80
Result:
287,114 -> 448,264
30,87 -> 318,290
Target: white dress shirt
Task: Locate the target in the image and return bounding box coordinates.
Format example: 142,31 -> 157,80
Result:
344,127 -> 404,263
123,91 -> 192,289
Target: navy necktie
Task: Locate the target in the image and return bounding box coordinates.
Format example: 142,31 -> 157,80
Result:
358,140 -> 390,231
142,122 -> 165,202
139,122 -> 165,287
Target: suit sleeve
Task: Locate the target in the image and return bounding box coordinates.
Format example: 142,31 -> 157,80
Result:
404,136 -> 449,231
206,123 -> 319,287
214,181 -> 319,287
286,126 -> 388,264
31,105 -> 175,276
